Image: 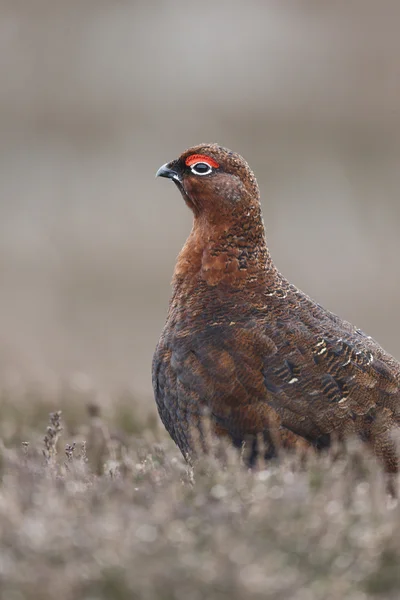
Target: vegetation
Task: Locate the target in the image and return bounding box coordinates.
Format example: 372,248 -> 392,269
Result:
0,387 -> 399,600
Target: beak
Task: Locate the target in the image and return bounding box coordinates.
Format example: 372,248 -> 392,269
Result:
156,162 -> 181,182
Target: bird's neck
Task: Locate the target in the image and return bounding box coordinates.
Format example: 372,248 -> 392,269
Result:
173,205 -> 277,290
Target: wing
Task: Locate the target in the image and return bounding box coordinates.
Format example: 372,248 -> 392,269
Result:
260,286 -> 400,470
153,318 -> 311,460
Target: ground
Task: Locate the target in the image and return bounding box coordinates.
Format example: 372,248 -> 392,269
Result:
0,386 -> 399,600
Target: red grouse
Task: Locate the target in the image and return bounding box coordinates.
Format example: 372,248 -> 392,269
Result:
153,144 -> 400,471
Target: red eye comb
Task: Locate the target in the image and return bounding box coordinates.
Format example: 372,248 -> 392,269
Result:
185,154 -> 220,168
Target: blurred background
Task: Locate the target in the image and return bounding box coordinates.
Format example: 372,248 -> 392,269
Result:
1,0 -> 400,405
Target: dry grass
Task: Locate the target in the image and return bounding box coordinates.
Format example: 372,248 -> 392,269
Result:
0,389 -> 400,600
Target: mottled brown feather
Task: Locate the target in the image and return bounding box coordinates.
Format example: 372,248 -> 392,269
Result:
153,144 -> 400,471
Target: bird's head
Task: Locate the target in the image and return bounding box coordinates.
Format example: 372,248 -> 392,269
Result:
156,144 -> 260,220
156,144 -> 271,284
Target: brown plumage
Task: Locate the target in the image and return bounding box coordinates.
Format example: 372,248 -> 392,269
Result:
153,143 -> 400,471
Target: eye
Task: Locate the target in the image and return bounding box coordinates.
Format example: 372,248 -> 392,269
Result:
185,154 -> 219,174
190,162 -> 213,176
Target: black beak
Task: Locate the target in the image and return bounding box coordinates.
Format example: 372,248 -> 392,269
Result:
156,162 -> 181,182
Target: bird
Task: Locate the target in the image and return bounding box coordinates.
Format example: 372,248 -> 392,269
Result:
153,143 -> 400,472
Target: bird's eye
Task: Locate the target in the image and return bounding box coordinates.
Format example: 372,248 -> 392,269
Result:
190,162 -> 213,176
